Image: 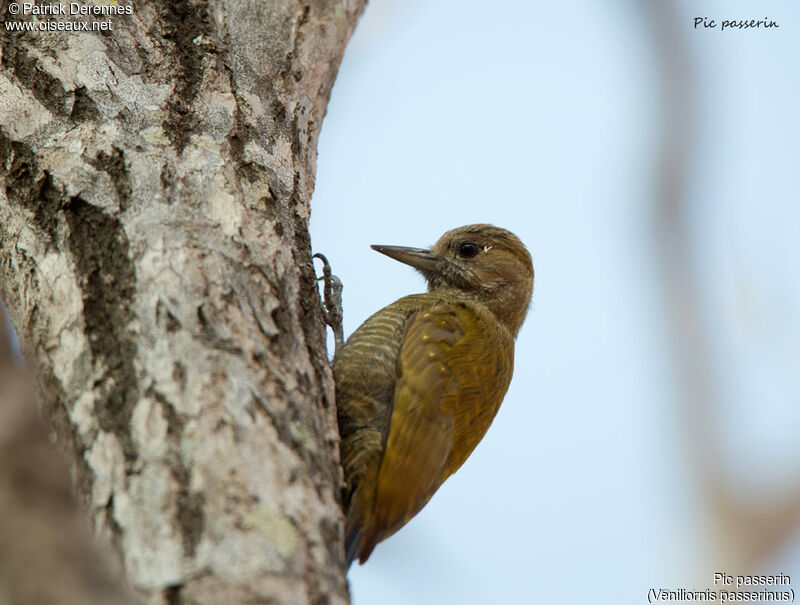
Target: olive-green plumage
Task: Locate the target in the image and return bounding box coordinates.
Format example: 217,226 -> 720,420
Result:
334,224 -> 534,565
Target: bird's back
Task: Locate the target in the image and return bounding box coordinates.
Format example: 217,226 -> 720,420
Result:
334,291 -> 514,565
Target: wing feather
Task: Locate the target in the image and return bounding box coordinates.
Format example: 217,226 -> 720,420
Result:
357,303 -> 511,561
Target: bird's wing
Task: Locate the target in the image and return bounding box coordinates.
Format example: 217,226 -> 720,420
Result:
357,302 -> 485,561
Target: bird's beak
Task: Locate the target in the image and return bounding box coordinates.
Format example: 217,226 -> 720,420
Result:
370,245 -> 441,273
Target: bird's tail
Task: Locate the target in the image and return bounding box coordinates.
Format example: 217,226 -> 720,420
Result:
345,527 -> 362,568
345,504 -> 363,567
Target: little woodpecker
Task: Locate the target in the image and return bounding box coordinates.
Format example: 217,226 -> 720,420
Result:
328,224 -> 534,566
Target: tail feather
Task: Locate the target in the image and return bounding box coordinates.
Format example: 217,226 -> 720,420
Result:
345,502 -> 363,567
345,526 -> 362,568
345,497 -> 382,566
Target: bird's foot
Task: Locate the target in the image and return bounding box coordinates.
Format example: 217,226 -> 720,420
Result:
313,253 -> 344,354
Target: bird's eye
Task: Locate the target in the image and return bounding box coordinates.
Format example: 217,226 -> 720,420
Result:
457,241 -> 481,258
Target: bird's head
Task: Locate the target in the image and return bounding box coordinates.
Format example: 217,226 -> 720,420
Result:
371,224 -> 534,337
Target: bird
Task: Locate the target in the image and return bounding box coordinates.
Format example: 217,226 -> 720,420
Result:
331,224 -> 534,566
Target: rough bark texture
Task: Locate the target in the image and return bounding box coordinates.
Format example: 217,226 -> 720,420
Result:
0,308 -> 135,605
0,1 -> 364,603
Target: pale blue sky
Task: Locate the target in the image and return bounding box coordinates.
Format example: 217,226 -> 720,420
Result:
310,0 -> 800,603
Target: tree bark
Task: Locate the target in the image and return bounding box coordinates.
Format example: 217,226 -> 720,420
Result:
0,305 -> 135,605
0,1 -> 364,602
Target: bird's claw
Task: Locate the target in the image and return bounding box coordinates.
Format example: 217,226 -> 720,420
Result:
313,253 -> 345,354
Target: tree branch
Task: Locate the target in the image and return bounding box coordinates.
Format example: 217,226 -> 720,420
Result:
0,305 -> 134,604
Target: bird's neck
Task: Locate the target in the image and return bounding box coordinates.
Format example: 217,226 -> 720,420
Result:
430,280 -> 531,339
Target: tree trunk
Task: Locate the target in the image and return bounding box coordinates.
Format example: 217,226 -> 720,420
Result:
0,306 -> 136,605
0,1 -> 364,602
